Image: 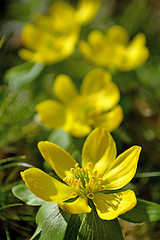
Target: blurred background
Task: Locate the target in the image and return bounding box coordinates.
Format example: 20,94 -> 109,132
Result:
0,0 -> 160,239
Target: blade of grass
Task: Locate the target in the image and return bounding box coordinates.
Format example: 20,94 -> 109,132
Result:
0,162 -> 34,171
136,172 -> 160,178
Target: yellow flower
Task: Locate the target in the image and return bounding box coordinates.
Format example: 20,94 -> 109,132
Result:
21,127 -> 141,220
79,25 -> 149,71
36,68 -> 123,137
76,0 -> 101,25
19,0 -> 101,64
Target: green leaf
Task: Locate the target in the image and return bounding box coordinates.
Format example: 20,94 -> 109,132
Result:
12,183 -> 45,206
135,171 -> 160,178
120,0 -> 150,35
31,202 -> 72,240
48,129 -> 71,150
30,233 -> 41,240
78,210 -> 124,240
31,202 -> 124,240
120,198 -> 160,223
4,61 -> 44,88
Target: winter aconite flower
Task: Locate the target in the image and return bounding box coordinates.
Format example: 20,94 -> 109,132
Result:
36,68 -> 123,137
79,25 -> 149,71
21,127 -> 141,220
19,0 -> 101,64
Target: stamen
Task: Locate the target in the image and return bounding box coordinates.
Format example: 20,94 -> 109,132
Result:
63,177 -> 68,182
70,192 -> 78,198
99,185 -> 106,191
87,162 -> 93,171
70,168 -> 74,173
98,178 -> 103,182
75,163 -> 79,168
64,162 -> 106,199
87,193 -> 94,199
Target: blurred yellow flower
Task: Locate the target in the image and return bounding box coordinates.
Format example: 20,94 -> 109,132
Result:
79,25 -> 149,71
21,127 -> 141,220
19,0 -> 101,64
76,0 -> 101,25
36,68 -> 123,137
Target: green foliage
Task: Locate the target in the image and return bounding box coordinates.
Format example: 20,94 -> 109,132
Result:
12,183 -> 45,206
120,199 -> 160,223
4,61 -> 44,88
0,156 -> 36,239
1,0 -> 160,239
48,129 -> 71,150
0,87 -> 35,148
30,202 -> 124,240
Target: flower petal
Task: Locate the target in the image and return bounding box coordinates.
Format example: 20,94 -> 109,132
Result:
38,141 -> 76,179
103,146 -> 141,190
86,30 -> 106,49
81,68 -> 120,111
80,68 -> 111,95
21,23 -> 40,49
124,33 -> 149,71
82,127 -> 117,176
58,196 -> 91,214
92,105 -> 123,132
36,100 -> 66,129
53,74 -> 78,103
64,120 -> 92,138
79,30 -> 107,65
93,190 -> 137,220
106,25 -> 129,45
21,168 -> 74,203
76,0 -> 101,25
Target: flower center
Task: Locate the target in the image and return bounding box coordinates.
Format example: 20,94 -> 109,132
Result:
63,163 -> 106,199
67,95 -> 98,127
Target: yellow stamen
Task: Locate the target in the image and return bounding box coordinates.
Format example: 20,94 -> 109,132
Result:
87,193 -> 94,199
64,162 -> 106,199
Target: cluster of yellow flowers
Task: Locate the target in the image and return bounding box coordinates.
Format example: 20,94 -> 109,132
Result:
20,0 -> 149,220
19,0 -> 101,64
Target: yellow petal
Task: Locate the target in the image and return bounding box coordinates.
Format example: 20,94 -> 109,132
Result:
79,30 -> 106,65
93,190 -> 137,220
103,146 -> 141,190
36,100 -> 66,129
64,120 -> 91,138
78,40 -> 94,64
124,33 -> 149,71
49,1 -> 76,26
76,0 -> 101,25
81,68 -> 120,111
87,30 -> 106,48
106,25 -> 129,45
81,68 -> 111,94
21,168 -> 74,202
38,141 -> 76,179
58,196 -> 91,214
92,105 -> 123,132
53,74 -> 78,103
82,127 -> 117,176
21,24 -> 40,49
18,48 -> 45,63
93,81 -> 120,111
